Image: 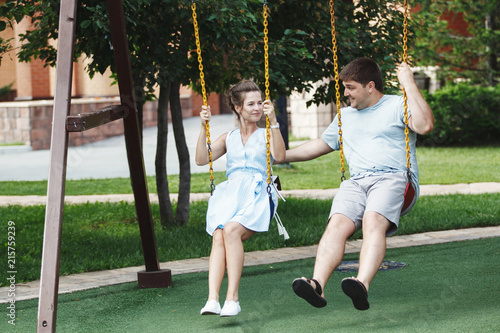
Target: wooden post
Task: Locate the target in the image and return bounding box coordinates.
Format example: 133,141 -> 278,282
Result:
36,1 -> 77,331
106,0 -> 171,286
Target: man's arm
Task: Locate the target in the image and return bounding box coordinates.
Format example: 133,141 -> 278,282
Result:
284,138 -> 334,163
397,63 -> 435,135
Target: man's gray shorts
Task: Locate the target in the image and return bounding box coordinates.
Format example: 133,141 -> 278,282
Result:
328,172 -> 418,236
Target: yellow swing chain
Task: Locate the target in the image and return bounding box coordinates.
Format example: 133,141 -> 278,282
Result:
263,2 -> 272,187
402,0 -> 411,174
329,0 -> 346,182
191,2 -> 215,194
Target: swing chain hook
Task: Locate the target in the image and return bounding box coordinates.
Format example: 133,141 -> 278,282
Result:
207,142 -> 215,194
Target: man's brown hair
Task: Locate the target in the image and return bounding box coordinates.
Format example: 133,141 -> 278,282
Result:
339,57 -> 384,93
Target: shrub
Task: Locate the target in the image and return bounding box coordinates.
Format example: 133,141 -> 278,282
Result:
0,83 -> 13,98
419,83 -> 500,146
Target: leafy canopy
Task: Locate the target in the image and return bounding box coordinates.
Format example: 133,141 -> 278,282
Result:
3,0 -> 410,105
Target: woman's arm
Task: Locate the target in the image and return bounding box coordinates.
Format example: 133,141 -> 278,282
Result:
195,105 -> 228,166
264,100 -> 286,164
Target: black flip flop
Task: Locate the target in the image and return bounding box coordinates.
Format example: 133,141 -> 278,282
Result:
341,278 -> 370,310
292,278 -> 327,308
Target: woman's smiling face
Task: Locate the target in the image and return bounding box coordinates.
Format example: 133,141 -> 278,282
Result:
235,91 -> 263,122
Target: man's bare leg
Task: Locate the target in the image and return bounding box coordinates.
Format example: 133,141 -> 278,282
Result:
341,211 -> 391,310
356,211 -> 391,290
312,214 -> 356,294
292,214 -> 355,306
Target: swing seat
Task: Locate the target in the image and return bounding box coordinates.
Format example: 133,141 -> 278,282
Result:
401,180 -> 415,215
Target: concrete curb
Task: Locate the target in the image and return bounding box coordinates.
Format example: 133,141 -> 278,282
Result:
1,182 -> 499,206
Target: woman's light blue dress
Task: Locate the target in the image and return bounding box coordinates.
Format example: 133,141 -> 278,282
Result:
206,128 -> 277,236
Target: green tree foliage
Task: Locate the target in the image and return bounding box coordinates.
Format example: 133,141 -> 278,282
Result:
0,0 -> 28,63
413,0 -> 500,86
3,0 -> 409,104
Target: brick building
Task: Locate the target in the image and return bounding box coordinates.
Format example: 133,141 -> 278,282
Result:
0,11 -> 229,150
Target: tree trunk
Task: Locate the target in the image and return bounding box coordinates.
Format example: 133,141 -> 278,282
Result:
276,95 -> 289,150
156,83 -> 174,227
485,12 -> 499,86
133,74 -> 145,138
169,81 -> 190,225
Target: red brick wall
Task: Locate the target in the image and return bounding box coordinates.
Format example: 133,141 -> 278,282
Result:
191,93 -> 221,117
30,59 -> 51,98
442,11 -> 470,36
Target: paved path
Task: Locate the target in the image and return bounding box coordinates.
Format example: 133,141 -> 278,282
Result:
1,182 -> 499,206
1,182 -> 499,303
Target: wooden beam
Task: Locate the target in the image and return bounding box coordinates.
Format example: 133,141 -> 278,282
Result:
66,105 -> 127,132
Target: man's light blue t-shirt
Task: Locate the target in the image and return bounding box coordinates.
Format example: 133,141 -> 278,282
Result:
321,95 -> 419,196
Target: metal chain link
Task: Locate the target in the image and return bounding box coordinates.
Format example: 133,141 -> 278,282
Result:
191,2 -> 215,193
263,3 -> 272,186
402,0 -> 411,173
329,0 -> 346,182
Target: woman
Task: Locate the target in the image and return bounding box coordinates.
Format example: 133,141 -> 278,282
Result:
195,80 -> 286,317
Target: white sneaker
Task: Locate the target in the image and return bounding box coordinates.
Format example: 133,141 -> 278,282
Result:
220,300 -> 241,317
200,299 -> 221,315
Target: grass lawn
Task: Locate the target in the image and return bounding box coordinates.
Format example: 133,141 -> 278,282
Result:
4,238 -> 499,332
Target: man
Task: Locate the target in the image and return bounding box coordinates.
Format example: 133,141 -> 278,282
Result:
286,57 -> 434,310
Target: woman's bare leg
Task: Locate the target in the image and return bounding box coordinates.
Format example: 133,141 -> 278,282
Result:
207,228 -> 226,301
222,222 -> 255,302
